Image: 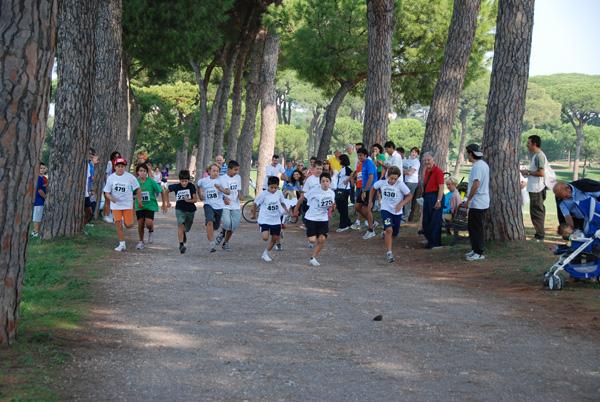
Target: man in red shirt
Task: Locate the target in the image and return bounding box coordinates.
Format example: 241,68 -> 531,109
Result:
422,152 -> 445,248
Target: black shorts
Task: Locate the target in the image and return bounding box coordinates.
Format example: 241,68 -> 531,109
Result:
84,196 -> 92,209
260,224 -> 282,236
306,219 -> 329,238
356,189 -> 370,205
136,210 -> 155,220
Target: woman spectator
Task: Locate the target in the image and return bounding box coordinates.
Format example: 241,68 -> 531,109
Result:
442,176 -> 462,223
335,154 -> 353,232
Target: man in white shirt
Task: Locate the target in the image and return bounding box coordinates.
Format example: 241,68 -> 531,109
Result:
262,154 -> 288,190
464,144 -> 490,261
382,141 -> 404,181
519,135 -> 547,241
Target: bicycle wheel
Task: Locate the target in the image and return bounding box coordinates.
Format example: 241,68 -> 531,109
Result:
242,200 -> 259,223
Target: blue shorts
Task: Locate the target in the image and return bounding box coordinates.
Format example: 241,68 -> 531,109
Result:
260,224 -> 281,236
203,204 -> 222,230
381,210 -> 402,237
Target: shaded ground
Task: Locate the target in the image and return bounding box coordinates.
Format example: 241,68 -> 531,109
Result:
54,197 -> 600,400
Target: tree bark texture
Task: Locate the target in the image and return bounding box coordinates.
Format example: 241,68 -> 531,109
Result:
420,0 -> 481,174
237,26 -> 267,196
256,32 -> 280,195
316,80 -> 357,160
191,59 -> 209,174
363,0 -> 395,148
453,109 -> 470,176
90,0 -> 122,215
41,0 -> 98,239
226,44 -> 249,163
0,0 -> 57,346
481,0 -> 534,241
213,46 -> 239,159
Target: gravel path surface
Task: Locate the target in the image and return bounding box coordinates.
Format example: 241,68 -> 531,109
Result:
60,201 -> 600,401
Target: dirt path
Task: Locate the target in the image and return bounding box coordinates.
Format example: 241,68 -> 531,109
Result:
58,200 -> 600,401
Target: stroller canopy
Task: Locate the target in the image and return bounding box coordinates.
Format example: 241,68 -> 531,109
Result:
575,196 -> 600,236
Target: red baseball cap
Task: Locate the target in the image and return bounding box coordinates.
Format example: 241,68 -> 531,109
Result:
115,158 -> 127,165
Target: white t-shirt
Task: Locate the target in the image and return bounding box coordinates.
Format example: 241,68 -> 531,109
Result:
404,157 -> 420,183
103,172 -> 140,210
468,159 -> 490,209
105,160 -> 113,176
373,179 -> 411,215
85,162 -> 92,197
219,174 -> 242,210
386,151 -> 404,181
255,189 -> 286,225
197,176 -> 225,209
302,175 -> 321,193
262,163 -> 286,189
336,166 -> 352,190
527,151 -> 546,193
305,186 -> 335,222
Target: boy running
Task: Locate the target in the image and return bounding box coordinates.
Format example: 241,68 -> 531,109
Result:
295,160 -> 323,237
369,166 -> 412,263
103,158 -> 142,251
165,170 -> 197,254
214,160 -> 244,252
252,176 -> 289,262
197,163 -> 226,252
135,163 -> 168,250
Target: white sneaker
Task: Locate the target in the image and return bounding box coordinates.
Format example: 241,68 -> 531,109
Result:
373,221 -> 379,228
136,241 -> 144,250
114,243 -> 126,252
336,227 -> 349,233
209,242 -> 216,252
148,232 -> 154,243
309,258 -> 320,266
275,243 -> 283,251
262,251 -> 272,262
215,231 -> 224,245
362,230 -> 376,240
307,241 -> 314,248
387,252 -> 395,263
465,250 -> 475,257
466,253 -> 485,261
350,222 -> 361,230
103,216 -> 113,223
31,231 -> 38,237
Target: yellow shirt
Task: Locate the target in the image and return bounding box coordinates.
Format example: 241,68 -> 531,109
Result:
328,156 -> 342,173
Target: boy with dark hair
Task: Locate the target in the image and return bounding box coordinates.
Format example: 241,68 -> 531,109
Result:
165,169 -> 198,254
215,160 -> 244,251
302,172 -> 336,266
252,176 -> 288,262
32,162 -> 47,237
197,163 -> 226,252
354,147 -> 378,239
294,160 -> 323,236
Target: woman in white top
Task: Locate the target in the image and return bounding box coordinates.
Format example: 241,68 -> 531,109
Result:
402,147 -> 421,222
334,154 -> 353,232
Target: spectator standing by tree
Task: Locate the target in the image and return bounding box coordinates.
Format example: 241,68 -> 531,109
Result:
520,135 -> 547,242
421,152 -> 445,249
464,144 -> 490,261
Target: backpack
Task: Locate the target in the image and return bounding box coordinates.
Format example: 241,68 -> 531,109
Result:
543,157 -> 557,190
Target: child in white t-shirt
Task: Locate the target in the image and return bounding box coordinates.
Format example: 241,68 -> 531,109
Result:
214,160 -> 244,252
295,172 -> 336,267
252,176 -> 289,262
369,166 -> 412,263
103,158 -> 142,251
197,163 -> 226,252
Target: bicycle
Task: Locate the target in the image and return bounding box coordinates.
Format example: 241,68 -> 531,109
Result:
241,179 -> 299,224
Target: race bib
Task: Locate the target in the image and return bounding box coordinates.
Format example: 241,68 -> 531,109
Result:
383,188 -> 397,199
357,172 -> 363,182
176,189 -> 191,201
229,182 -> 238,190
205,188 -> 218,199
266,201 -> 279,212
141,191 -> 150,202
113,183 -> 127,193
319,196 -> 334,208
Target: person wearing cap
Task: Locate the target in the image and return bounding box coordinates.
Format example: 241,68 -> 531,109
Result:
103,158 -> 143,251
464,144 -> 490,261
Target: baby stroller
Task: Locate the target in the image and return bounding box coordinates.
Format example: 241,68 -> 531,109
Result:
544,197 -> 600,290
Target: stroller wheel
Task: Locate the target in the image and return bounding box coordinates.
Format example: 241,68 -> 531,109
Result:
549,274 -> 564,291
555,274 -> 564,290
542,271 -> 550,287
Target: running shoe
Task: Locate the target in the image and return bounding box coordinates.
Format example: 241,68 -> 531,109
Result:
300,224 -> 307,230
209,241 -> 216,252
465,250 -> 475,258
31,231 -> 38,237
215,231 -> 224,245
179,244 -> 186,254
307,241 -> 314,248
114,243 -> 126,252
86,223 -> 94,227
103,216 -> 113,223
362,230 -> 376,240
350,222 -> 361,230
466,253 -> 485,261
309,258 -> 320,267
148,232 -> 154,243
336,227 -> 349,233
136,241 -> 144,250
387,252 -> 395,263
373,221 -> 379,228
262,250 -> 272,262
222,243 -> 231,252
275,243 -> 283,251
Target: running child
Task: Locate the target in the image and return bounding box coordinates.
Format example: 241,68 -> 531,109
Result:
300,172 -> 336,267
103,158 -> 142,251
135,163 -> 168,250
369,166 -> 412,263
252,176 -> 289,262
294,160 -> 323,242
164,169 -> 197,254
197,163 -> 226,252
214,160 -> 244,252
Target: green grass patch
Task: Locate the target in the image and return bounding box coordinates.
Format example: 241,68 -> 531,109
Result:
0,222 -> 114,401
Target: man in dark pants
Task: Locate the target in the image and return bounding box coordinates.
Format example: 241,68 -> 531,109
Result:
464,144 -> 490,261
520,135 -> 547,242
421,152 -> 445,248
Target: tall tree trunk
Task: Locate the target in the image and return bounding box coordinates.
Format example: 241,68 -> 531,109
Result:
363,0 -> 395,147
188,145 -> 198,172
421,0 -> 481,174
90,0 -> 123,217
237,26 -> 267,196
453,108 -> 470,176
0,0 -> 57,346
190,60 -> 209,175
481,0 -> 534,241
256,32 -> 280,195
214,46 -> 238,159
125,84 -> 139,165
316,80 -> 358,160
41,0 -> 98,239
